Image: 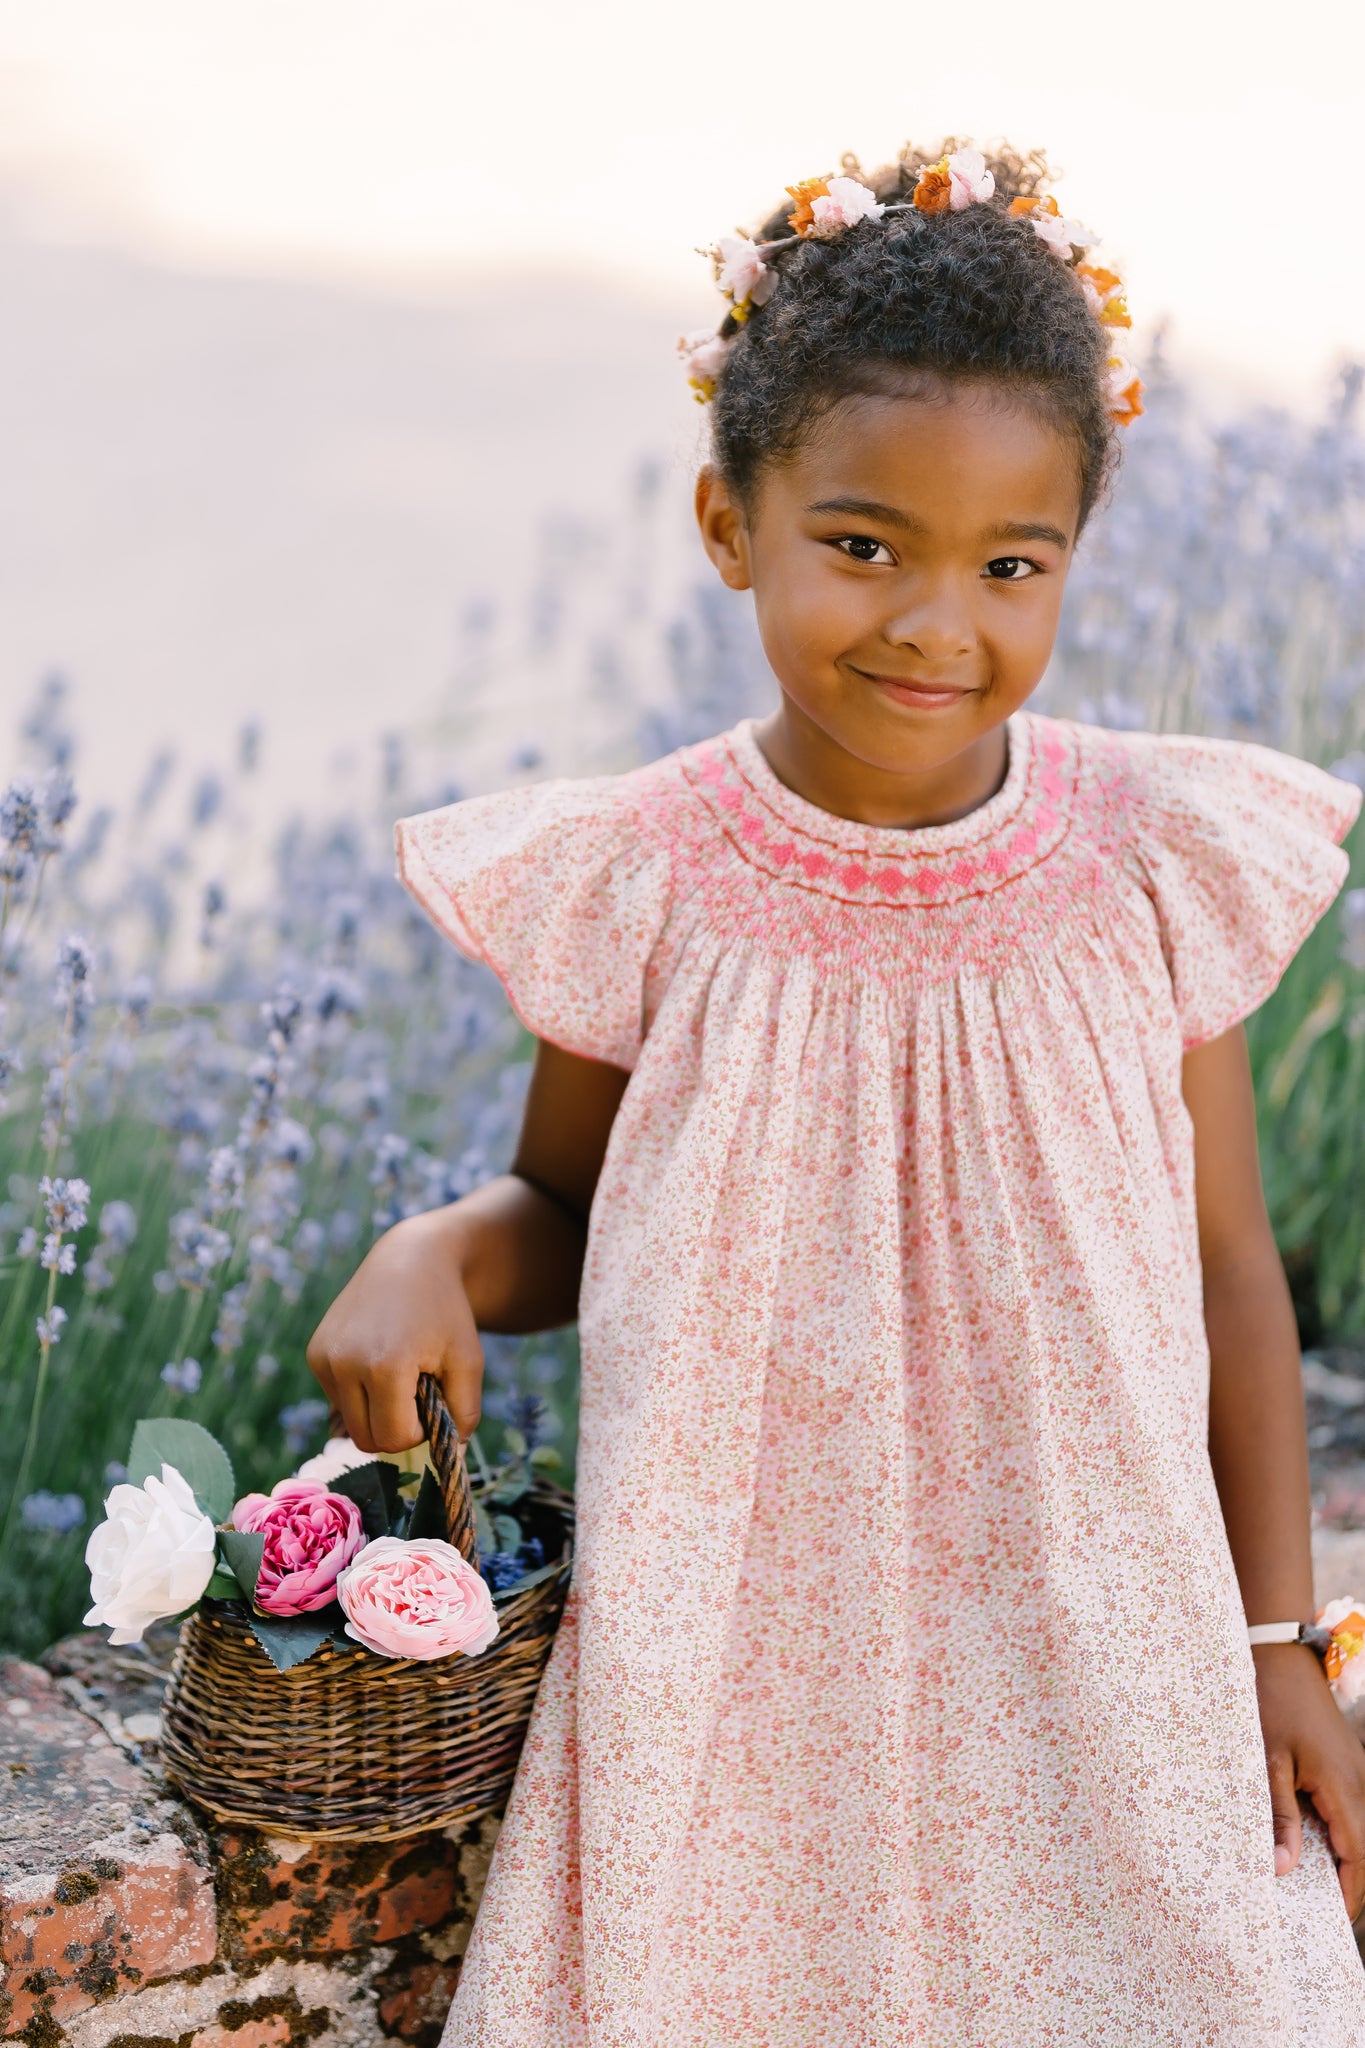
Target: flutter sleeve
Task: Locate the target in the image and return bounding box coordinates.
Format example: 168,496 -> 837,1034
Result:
394,775 -> 671,1070
1125,733 -> 1360,1048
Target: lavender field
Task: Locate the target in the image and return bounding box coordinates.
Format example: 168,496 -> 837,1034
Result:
2,355 -> 1364,1655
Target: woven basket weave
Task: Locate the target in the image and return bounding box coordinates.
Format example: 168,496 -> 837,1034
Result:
160,1375 -> 573,1841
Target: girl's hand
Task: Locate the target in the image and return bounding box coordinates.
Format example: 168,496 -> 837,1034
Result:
1254,1640 -> 1365,1919
306,1209 -> 485,1451
306,1037 -> 630,1453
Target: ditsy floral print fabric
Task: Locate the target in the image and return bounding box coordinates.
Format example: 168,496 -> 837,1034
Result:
397,714 -> 1365,2048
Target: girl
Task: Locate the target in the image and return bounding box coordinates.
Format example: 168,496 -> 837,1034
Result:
307,142 -> 1365,2044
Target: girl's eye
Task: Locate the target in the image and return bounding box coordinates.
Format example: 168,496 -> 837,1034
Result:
834,535 -> 894,566
983,556 -> 1038,581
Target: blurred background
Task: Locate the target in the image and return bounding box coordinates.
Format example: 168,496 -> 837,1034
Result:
3,1 -> 1365,1651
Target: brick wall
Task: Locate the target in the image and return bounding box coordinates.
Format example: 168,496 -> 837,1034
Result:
0,1647 -> 496,2048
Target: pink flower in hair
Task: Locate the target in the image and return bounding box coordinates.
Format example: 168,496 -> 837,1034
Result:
714,235 -> 775,311
946,147 -> 996,210
808,176 -> 885,235
1030,209 -> 1095,259
678,329 -> 731,402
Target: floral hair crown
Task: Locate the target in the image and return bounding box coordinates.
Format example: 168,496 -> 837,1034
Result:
678,145 -> 1143,430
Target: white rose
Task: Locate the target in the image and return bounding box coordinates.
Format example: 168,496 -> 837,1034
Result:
84,1463 -> 217,1645
295,1436 -> 375,1484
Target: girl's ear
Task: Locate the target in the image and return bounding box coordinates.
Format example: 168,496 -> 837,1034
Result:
695,466 -> 753,591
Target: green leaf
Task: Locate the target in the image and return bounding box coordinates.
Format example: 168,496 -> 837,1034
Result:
490,1558 -> 565,1602
405,1467 -> 448,1542
503,1427 -> 528,1457
329,1458 -> 402,1538
219,1528 -> 265,1603
471,1499 -> 497,1560
492,1512 -> 523,1553
129,1419 -> 235,1523
203,1569 -> 242,1602
487,1477 -> 529,1508
248,1612 -> 334,1672
529,1444 -> 562,1469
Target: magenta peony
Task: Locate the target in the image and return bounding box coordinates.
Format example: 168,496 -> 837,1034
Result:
231,1478 -> 365,1616
335,1536 -> 499,1661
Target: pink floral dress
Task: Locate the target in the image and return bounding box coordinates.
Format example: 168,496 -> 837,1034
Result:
396,713 -> 1365,2048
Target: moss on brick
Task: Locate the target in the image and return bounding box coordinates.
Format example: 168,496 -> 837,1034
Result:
53,1870 -> 101,1906
214,1989 -> 331,2047
103,2033 -> 194,2048
18,2006 -> 66,2048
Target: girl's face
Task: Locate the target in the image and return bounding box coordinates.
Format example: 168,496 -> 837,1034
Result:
696,382 -> 1084,826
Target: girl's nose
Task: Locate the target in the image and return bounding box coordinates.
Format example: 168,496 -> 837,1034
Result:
881,585 -> 975,663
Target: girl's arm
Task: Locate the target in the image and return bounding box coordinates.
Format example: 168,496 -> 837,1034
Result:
306,1040 -> 628,1451
1186,1024 -> 1365,1914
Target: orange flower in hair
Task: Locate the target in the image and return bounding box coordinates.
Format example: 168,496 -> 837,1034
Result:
1108,364 -> 1145,428
1078,262 -> 1131,330
912,158 -> 953,215
1077,262 -> 1121,296
1009,193 -> 1060,219
786,177 -> 831,237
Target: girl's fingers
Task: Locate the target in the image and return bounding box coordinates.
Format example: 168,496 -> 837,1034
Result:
1306,1771 -> 1365,1920
1266,1749 -> 1302,1877
363,1369 -> 425,1453
440,1339 -> 485,1443
434,1290 -> 485,1442
337,1375 -> 377,1454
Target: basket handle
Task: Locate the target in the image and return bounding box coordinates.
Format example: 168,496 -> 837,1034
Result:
417,1373 -> 480,1566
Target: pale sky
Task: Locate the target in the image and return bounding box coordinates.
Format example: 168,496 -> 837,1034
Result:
0,0 -> 1362,403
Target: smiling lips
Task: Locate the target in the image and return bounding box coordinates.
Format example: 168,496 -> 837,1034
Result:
859,670 -> 974,710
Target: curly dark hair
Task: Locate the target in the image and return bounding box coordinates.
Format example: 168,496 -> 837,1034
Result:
710,142 -> 1119,530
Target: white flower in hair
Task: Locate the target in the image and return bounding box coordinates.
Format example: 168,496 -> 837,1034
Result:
809,176 -> 885,234
946,147 -> 996,210
714,235 -> 776,311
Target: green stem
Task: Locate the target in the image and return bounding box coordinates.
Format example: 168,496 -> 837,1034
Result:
0,1264 -> 59,1572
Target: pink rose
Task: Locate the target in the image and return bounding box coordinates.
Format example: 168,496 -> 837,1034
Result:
231,1478 -> 365,1617
335,1536 -> 499,1661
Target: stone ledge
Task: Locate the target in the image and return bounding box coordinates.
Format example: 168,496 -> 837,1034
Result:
51,1952 -> 395,2048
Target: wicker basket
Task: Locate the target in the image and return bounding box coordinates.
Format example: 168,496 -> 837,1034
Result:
160,1376 -> 573,1841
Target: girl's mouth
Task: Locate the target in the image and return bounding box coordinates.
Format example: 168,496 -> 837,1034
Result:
858,671 -> 974,712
